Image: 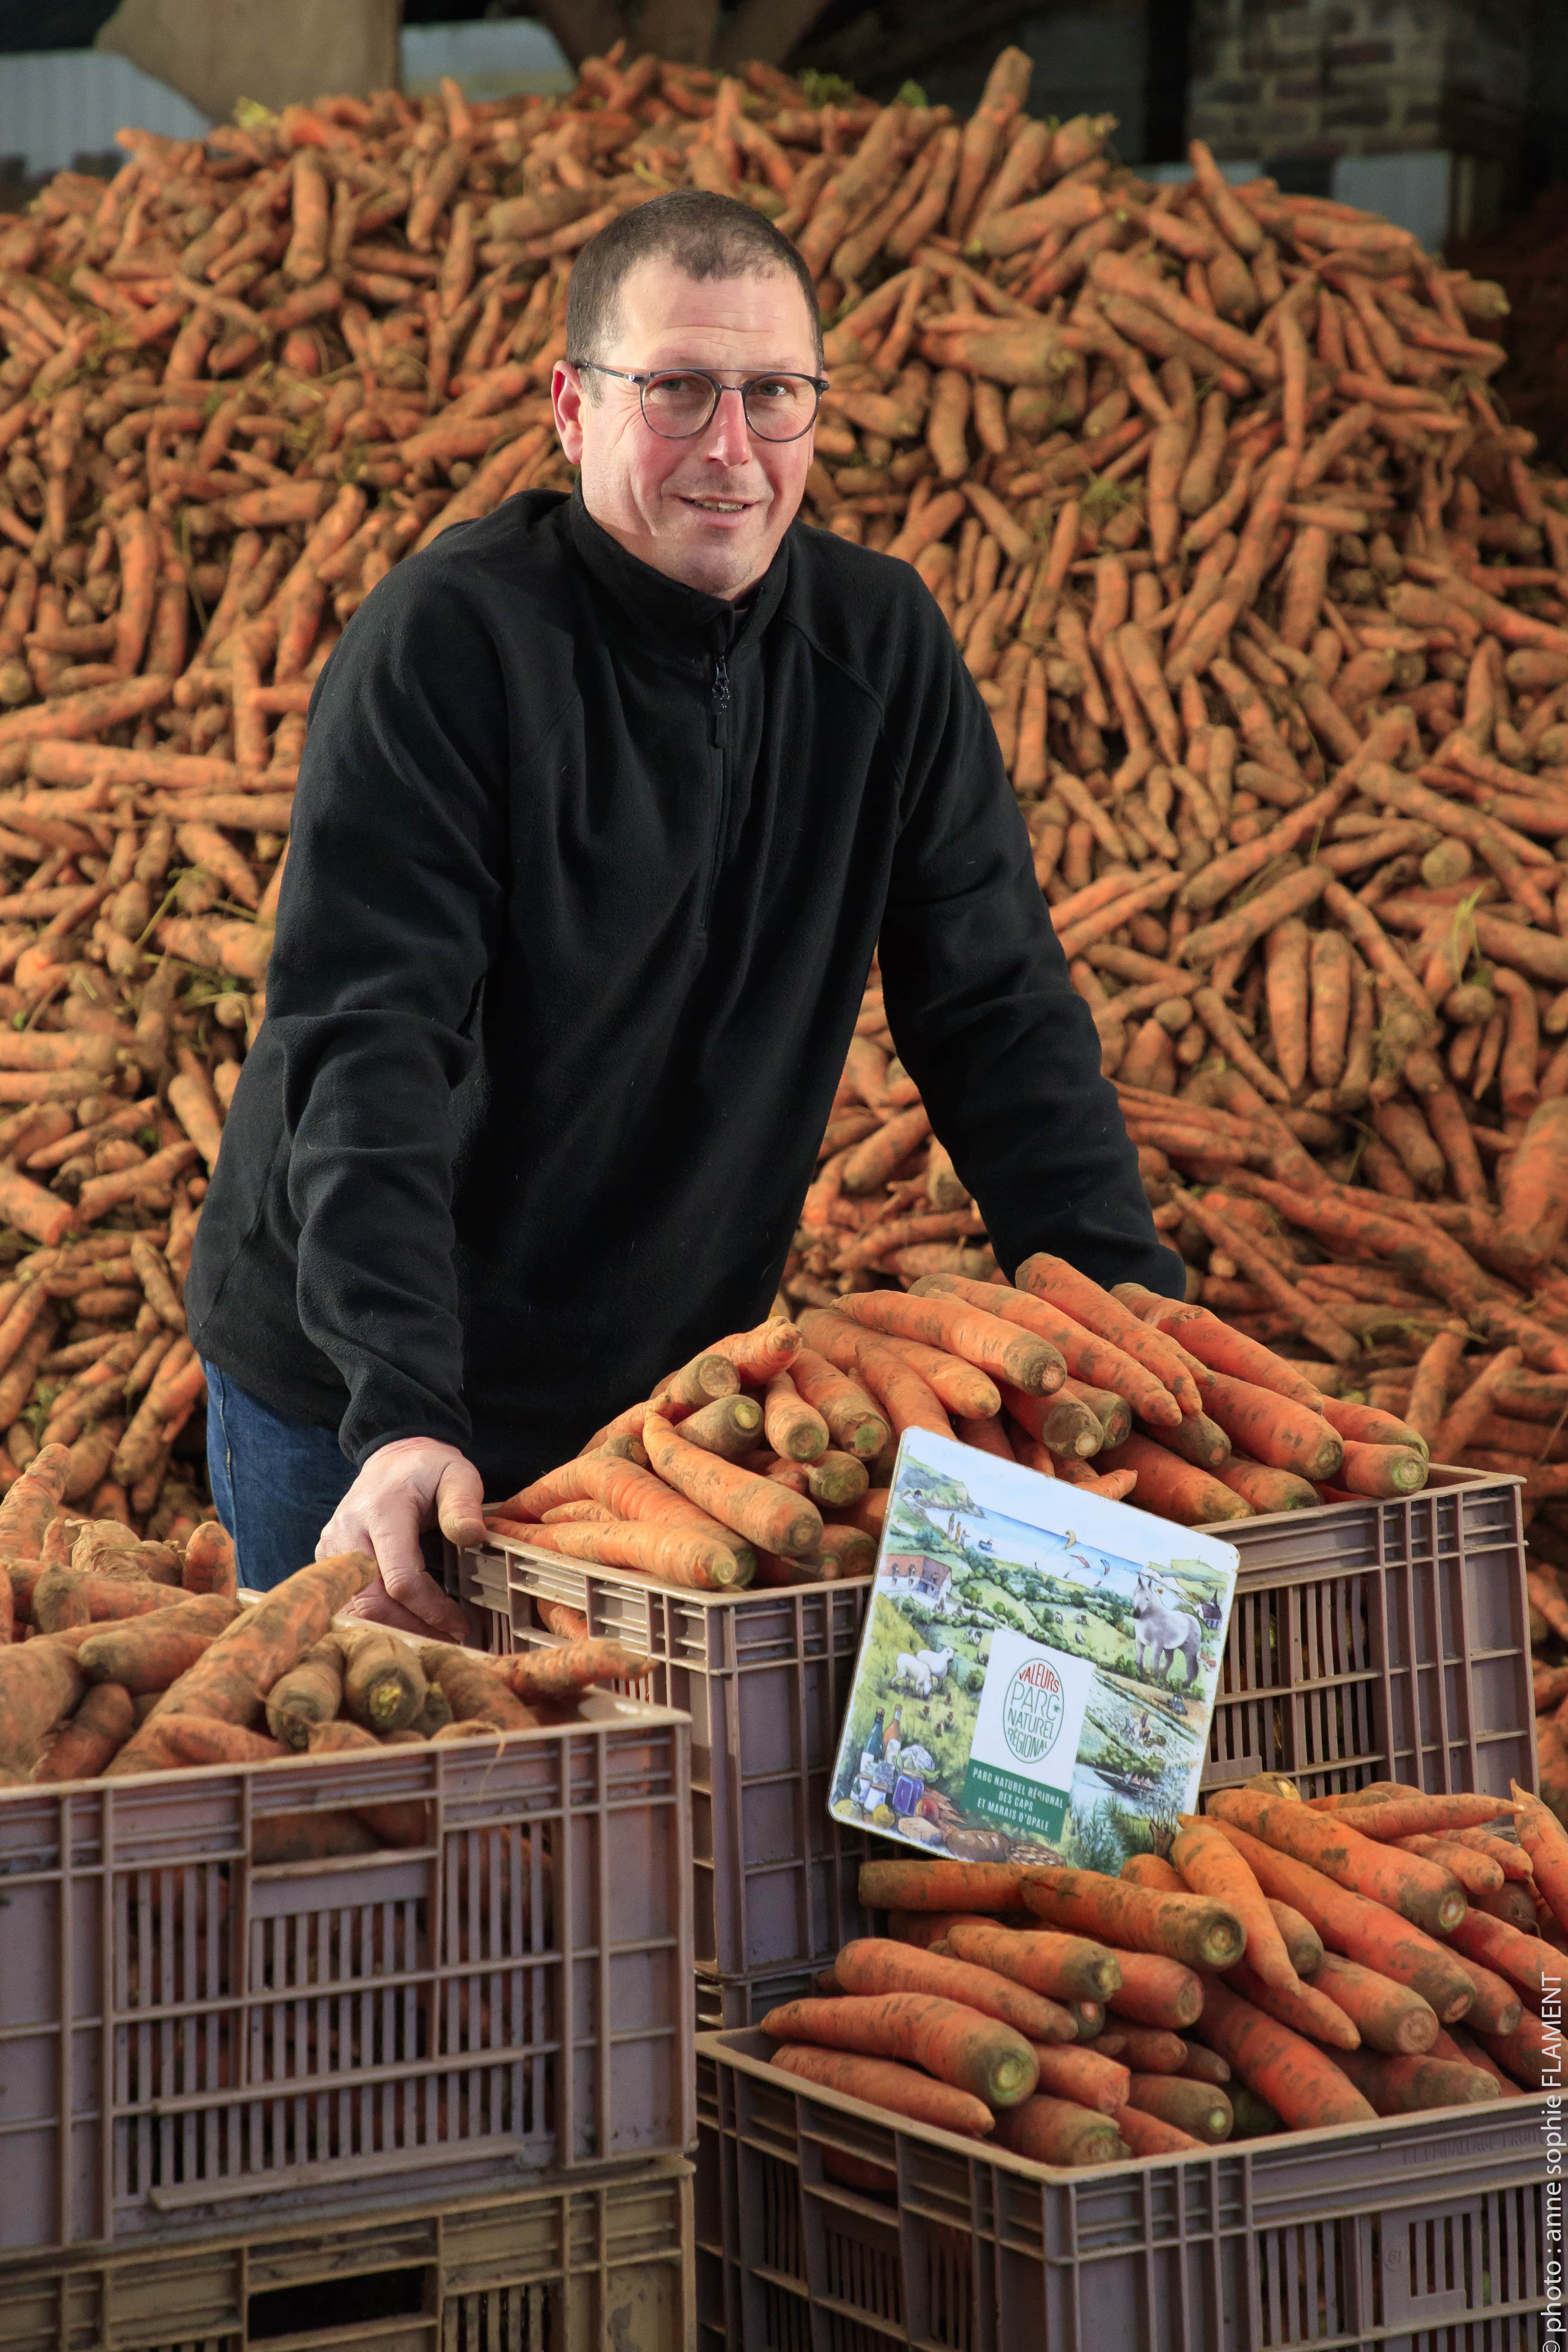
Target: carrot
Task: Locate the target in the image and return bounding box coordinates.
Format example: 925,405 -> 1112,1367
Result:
490,1638 -> 649,1704
496,1453 -> 750,1557
111,1714 -> 288,1774
76,1592 -> 239,1692
1207,1821 -> 1476,2021
1472,2010 -> 1556,2091
1333,1440 -> 1428,1497
943,1918 -> 1123,2001
1115,1289 -> 1329,1411
1021,1868 -> 1246,1969
925,1273 -> 1175,1425
1441,1948 -> 1525,2037
1329,2048 -> 1498,2115
1393,1835 -> 1504,1896
32,1679 -> 135,1782
991,2095 -> 1128,2166
432,1646 -> 539,1732
34,1570 -> 185,1635
1213,1460 -> 1320,1512
1448,1910 -> 1554,2003
1095,1434 -> 1251,1523
339,1625 -> 428,1732
1193,1371 -> 1344,1482
709,1320 -> 802,1384
1267,1899 -> 1325,1978
767,2043 -> 994,2137
759,1993 -> 1038,2107
1311,1952 -> 1439,2054
644,1410 -> 821,1560
1172,1814 -> 1298,1988
1027,2043 -> 1132,2113
1099,2023 -> 1186,2071
265,1635 -> 345,1750
1178,2043 -> 1232,2086
0,1441 -> 70,1555
796,1313 -> 952,1441
1106,1950 -> 1206,2029
180,1519 -> 237,1600
1431,2024 -> 1527,2100
1495,1095 -> 1568,1271
1513,1781 -> 1568,1936
1319,1397 -> 1430,1459
834,1288 -> 1062,1394
675,1394 -> 766,1458
859,1857 -> 1031,1913
1194,1980 -> 1378,2129
1114,2104 -> 1204,2156
1062,1378 -> 1133,1445
1207,1789 -> 1466,1936
1013,1253 -> 1204,1414
1006,1387 -> 1105,1459
656,1351 -> 740,1412
831,1938 -> 1076,2041
251,1809 -> 383,1863
763,1372 -> 830,1462
1222,1954 -> 1361,2049
1311,1791 -> 1511,1839
866,1330 -> 1002,1419
787,1344 -> 893,1457
1125,2072 -> 1233,2142
1121,1853 -> 1183,1891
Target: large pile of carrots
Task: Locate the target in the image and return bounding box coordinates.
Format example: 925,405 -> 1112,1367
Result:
0,1436 -> 646,1818
0,44 -> 1565,1568
755,1775 -> 1559,2172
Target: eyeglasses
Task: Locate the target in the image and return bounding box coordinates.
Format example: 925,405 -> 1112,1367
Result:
573,361 -> 828,443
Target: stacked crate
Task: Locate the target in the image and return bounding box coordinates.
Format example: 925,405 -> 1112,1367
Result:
0,1691 -> 697,2349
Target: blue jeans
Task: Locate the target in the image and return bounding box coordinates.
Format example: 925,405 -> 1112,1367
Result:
203,1361 -> 355,1592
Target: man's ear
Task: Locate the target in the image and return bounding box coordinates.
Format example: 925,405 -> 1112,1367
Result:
552,361 -> 586,464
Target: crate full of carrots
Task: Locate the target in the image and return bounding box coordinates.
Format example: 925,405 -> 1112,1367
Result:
695,1782 -> 1556,2345
0,1449 -> 695,2255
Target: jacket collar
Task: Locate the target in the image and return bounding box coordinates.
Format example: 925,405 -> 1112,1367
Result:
565,482 -> 790,664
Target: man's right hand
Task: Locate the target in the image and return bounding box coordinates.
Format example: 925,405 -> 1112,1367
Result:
320,1436 -> 480,1642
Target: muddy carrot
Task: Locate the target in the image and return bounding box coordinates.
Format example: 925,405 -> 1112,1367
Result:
265,1635 -> 346,1749
991,2094 -> 1128,2166
832,1937 -> 1078,2041
1314,1791 -> 1512,1838
1115,2104 -> 1204,2155
1266,1899 -> 1324,1978
1125,2071 -> 1234,2141
1121,1853 -> 1183,1892
1014,1254 -> 1204,1413
674,1393 -> 766,1459
1331,2048 -> 1498,2115
0,1441 -> 70,1556
788,1342 -> 893,1456
760,1992 -> 1038,2107
865,1330 -> 1002,1419
943,1917 -> 1123,2001
1195,1979 -> 1377,2128
1115,1289 -> 1329,1410
1022,1867 -> 1245,1969
709,1320 -> 802,1384
110,1714 -> 288,1774
1311,1952 -> 1439,2054
1106,1950 -> 1206,2029
796,1313 -> 952,1440
645,1410 -> 821,1559
1449,1910 -> 1553,2003
1194,1372 -> 1344,1482
489,1637 -> 649,1704
768,2043 -> 994,2136
1222,1955 -> 1360,2049
763,1371 -> 830,1462
1095,1433 -> 1251,1523
833,1287 -> 1063,1394
181,1518 -> 237,1600
32,1677 -> 135,1781
924,1273 -> 1174,1424
1207,1789 -> 1466,1936
76,1592 -> 238,1692
125,1551 -> 374,1744
1513,1782 -> 1568,1937
1172,1813 -> 1298,1988
338,1625 -> 428,1732
1392,1836 -> 1504,1895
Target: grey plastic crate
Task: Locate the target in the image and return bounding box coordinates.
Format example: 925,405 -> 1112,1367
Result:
0,1695 -> 693,2256
694,1963 -> 823,2035
0,2159 -> 693,2352
1207,1464 -> 1535,1801
457,1537 -> 875,1976
696,2028 -> 1549,2352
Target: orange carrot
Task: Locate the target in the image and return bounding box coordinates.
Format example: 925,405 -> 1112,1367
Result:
1267,1899 -> 1324,1979
112,1714 -> 288,1773
1513,1782 -> 1568,1936
925,1273 -> 1177,1424
1014,1253 -> 1204,1415
1021,1867 -> 1245,1969
865,1329 -> 1003,1419
833,1288 -> 1063,1394
432,1646 -> 539,1731
1095,1434 -> 1252,1523
1329,2048 -> 1498,2115
832,1938 -> 1075,2041
264,1635 -> 345,1749
768,2043 -> 994,2137
788,1343 -> 893,1456
0,1441 -> 70,1556
1310,1791 -> 1511,1838
763,1371 -> 830,1462
1172,1814 -> 1298,1988
1311,1953 -> 1439,2054
1449,1910 -> 1554,2003
181,1518 -> 237,1599
1114,2104 -> 1204,2155
709,1319 -> 803,1384
1433,1947 -> 1522,2037
1207,1789 -> 1466,1936
1099,2023 -> 1186,2071
1393,1836 -> 1504,1896
644,1410 -> 821,1559
34,1571 -> 185,1635
859,1856 -> 1030,1913
1115,1288 -> 1329,1411
1125,2071 -> 1234,2142
1027,2043 -> 1131,2113
759,1993 -> 1038,2107
76,1592 -> 239,1692
1214,1460 -> 1320,1512
991,2095 -> 1128,2166
1106,1950 -> 1206,2029
1195,1372 -> 1344,1482
1122,1853 -> 1183,1892
1472,2011 -> 1556,2091
796,1312 -> 953,1440
1221,1955 -> 1360,2049
1319,1397 -> 1429,1458
490,1637 -> 649,1704
1195,1980 -> 1377,2128
32,1679 -> 135,1782
943,1918 -> 1123,2001
1207,1821 -> 1476,2021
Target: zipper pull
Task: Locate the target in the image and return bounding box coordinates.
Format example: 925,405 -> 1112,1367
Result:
711,653 -> 731,714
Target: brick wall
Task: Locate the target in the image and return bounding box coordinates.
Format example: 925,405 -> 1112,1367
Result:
1188,0 -> 1529,163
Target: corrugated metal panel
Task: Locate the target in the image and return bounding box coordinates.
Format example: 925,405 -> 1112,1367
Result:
0,48 -> 208,179
399,20 -> 573,101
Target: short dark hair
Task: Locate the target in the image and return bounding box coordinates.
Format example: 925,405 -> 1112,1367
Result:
566,189 -> 824,381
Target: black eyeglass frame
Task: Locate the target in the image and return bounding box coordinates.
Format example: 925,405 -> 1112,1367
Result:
570,359 -> 830,442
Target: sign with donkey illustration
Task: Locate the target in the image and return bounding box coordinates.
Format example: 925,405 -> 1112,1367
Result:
830,1429 -> 1240,1871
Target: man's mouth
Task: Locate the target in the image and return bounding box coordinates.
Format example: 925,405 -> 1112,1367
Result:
679,495 -> 752,514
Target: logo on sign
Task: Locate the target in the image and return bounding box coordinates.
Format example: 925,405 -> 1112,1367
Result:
1002,1657 -> 1064,1763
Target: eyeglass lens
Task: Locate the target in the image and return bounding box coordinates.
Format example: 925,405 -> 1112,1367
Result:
640,372 -> 819,441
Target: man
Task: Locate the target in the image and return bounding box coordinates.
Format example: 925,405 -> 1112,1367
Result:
189,190 -> 1182,1631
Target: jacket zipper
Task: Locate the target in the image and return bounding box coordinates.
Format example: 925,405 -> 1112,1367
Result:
700,651 -> 731,936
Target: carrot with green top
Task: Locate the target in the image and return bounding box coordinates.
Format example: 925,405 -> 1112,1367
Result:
1221,1956 -> 1360,2049
833,1288 -> 1062,1394
1195,1979 -> 1377,2128
1207,1789 -> 1466,1936
1095,1434 -> 1252,1523
1021,1867 -> 1246,1969
942,1917 -> 1122,2001
1173,1814 -> 1298,1989
1207,1821 -> 1476,2020
859,1856 -> 1031,1913
645,1410 -> 821,1560
922,1273 -> 1173,1422
1107,1950 -> 1206,2029
760,1992 -> 1038,2107
832,1937 -> 1078,2042
1311,1954 -> 1439,2054
768,2043 -> 995,2137
33,1679 -> 135,1781
1012,1254 -> 1205,1414
763,1371 -> 830,1462
787,1343 -> 893,1456
992,2095 -> 1128,2166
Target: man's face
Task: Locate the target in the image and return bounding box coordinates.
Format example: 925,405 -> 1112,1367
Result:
552,254 -> 819,602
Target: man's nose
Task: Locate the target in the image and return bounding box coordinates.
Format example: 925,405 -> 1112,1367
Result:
703,385 -> 754,466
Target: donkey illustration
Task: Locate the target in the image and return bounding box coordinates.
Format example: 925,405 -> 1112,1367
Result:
1133,1574 -> 1203,1687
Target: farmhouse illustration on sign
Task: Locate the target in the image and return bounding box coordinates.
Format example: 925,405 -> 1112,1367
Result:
832,1430 -> 1240,1872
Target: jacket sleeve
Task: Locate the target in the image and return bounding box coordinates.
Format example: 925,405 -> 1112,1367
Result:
877,601 -> 1186,1301
263,559 -> 511,1465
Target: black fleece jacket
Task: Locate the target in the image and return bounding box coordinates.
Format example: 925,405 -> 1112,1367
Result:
187,486 -> 1183,1496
